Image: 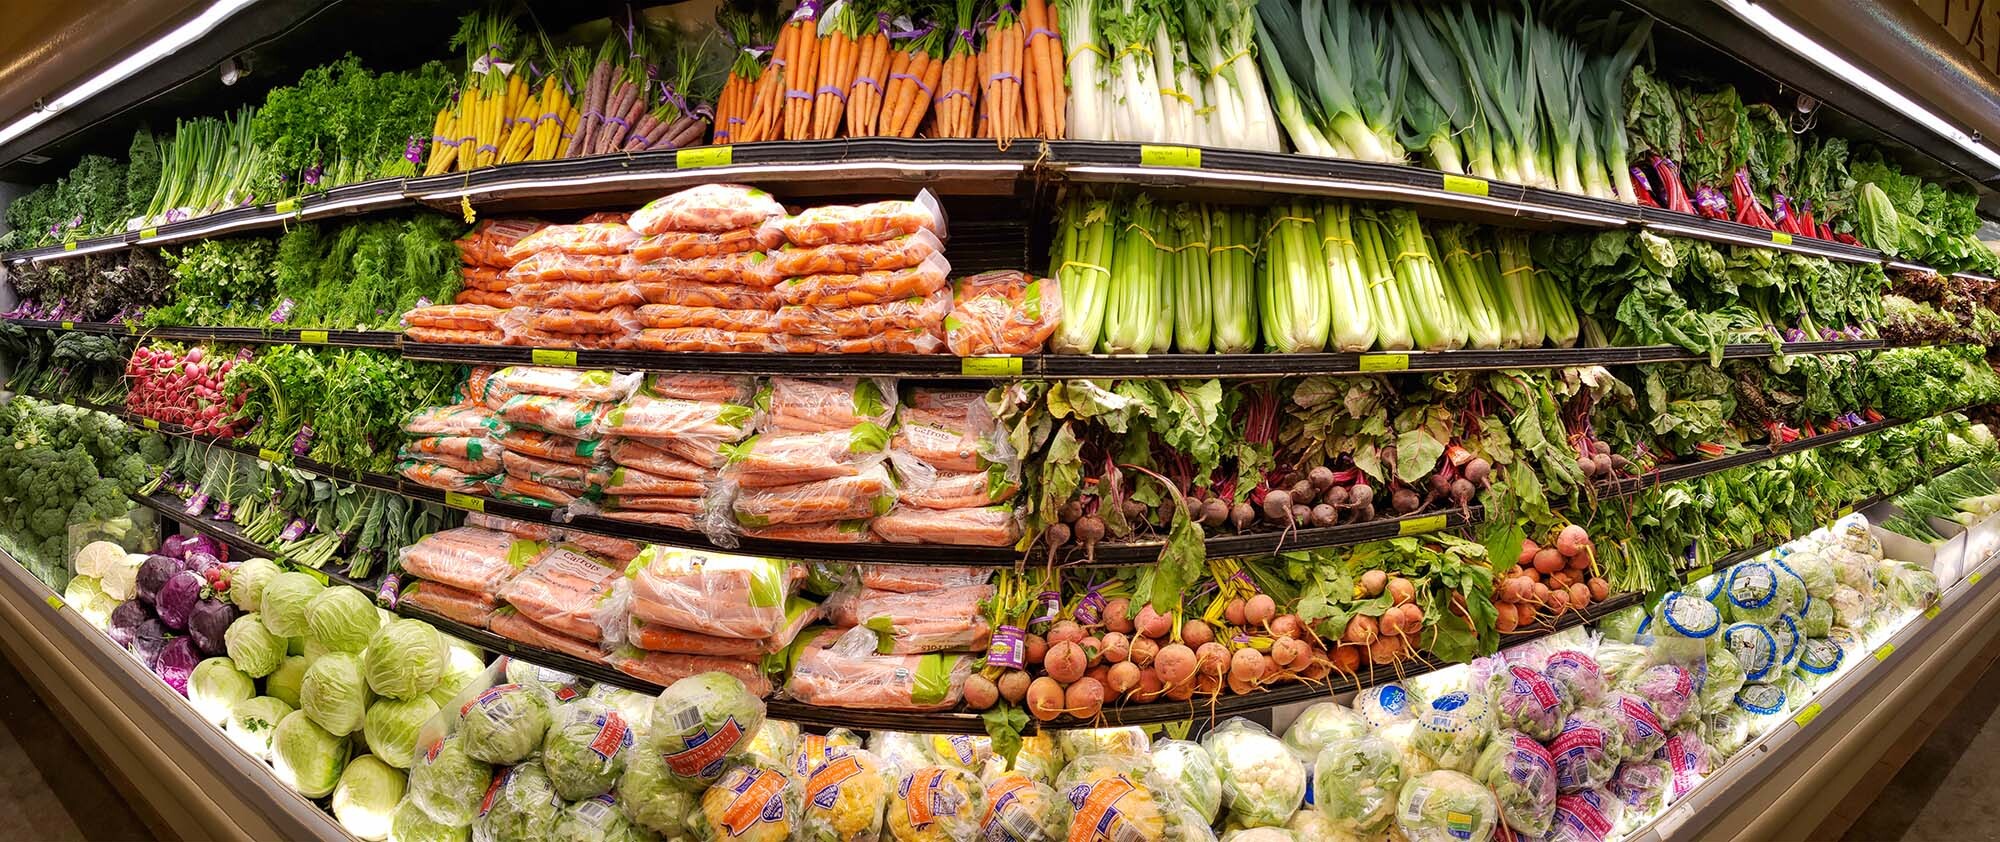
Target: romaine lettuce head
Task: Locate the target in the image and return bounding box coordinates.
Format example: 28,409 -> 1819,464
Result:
459,683 -> 551,765
1395,770 -> 1498,842
271,710 -> 348,798
1313,734 -> 1406,837
407,734 -> 493,826
1549,788 -> 1624,842
1551,708 -> 1625,794
1486,665 -> 1569,742
646,671 -> 767,790
1602,692 -> 1668,762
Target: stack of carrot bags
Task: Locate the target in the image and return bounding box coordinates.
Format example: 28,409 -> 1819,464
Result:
614,547 -> 817,694
397,366 -> 640,508
593,373 -> 760,530
871,388 -> 1022,546
718,377 -> 900,542
786,565 -> 991,711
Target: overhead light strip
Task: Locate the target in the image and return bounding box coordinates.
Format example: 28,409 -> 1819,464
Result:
0,0 -> 260,148
1717,0 -> 2000,172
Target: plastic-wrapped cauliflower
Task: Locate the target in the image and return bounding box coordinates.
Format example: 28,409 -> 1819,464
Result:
1486,665 -> 1569,742
1219,829 -> 1294,842
1201,718 -> 1306,828
541,697 -> 635,800
1283,808 -> 1340,841
696,762 -> 799,842
799,747 -> 892,842
1594,642 -> 1650,690
1551,708 -> 1624,794
1656,729 -> 1712,800
867,731 -> 935,779
887,765 -> 984,841
1395,770 -> 1499,842
1541,647 -> 1607,709
1725,561 -> 1791,624
1471,732 -> 1557,839
1009,735 -> 1065,786
1281,702 -> 1367,761
1545,787 -> 1624,842
1151,739 -> 1222,825
1700,643 -> 1746,717
474,763 -> 562,842
928,733 -> 993,774
1608,760 -> 1670,835
1311,734 -> 1405,837
458,683 -> 551,765
1597,606 -> 1647,644
1411,691 -> 1491,774
648,672 -> 768,790
745,718 -> 800,772
1829,586 -> 1872,634
794,728 -> 865,779
1625,664 -> 1697,726
1055,755 -> 1185,841
1602,692 -> 1668,762
1353,683 -> 1417,728
1649,592 -> 1721,663
978,771 -> 1067,842
1059,728 -> 1149,763
1733,683 -> 1789,736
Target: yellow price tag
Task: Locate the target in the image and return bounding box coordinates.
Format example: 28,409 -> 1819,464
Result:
531,348 -> 579,366
63,241 -> 77,251
1398,513 -> 1449,536
1441,174 -> 1490,197
1837,506 -> 1854,519
444,491 -> 486,512
1792,702 -> 1822,727
1772,231 -> 1794,246
59,321 -> 74,330
1358,353 -> 1411,372
274,199 -> 300,214
1925,604 -> 1942,619
1684,564 -> 1714,585
296,566 -> 330,585
139,227 -> 159,240
299,330 -> 329,345
141,418 -> 160,430
677,146 -> 734,169
43,595 -> 62,610
1874,643 -> 1895,661
1972,572 -> 1985,586
1139,145 -> 1202,168
960,357 -> 1023,376
258,448 -> 285,463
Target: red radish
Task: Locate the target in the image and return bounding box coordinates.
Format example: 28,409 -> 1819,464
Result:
963,674 -> 1000,710
1026,677 -> 1065,720
1044,641 -> 1087,683
998,670 -> 1031,703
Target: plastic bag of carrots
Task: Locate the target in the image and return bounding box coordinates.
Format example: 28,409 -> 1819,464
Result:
490,473 -> 581,508
494,428 -> 604,467
634,304 -> 781,333
606,438 -> 712,481
870,504 -> 1021,546
501,450 -> 594,492
627,251 -> 780,288
495,545 -> 628,644
775,253 -> 952,308
628,184 -> 789,235
399,460 -> 492,493
496,392 -> 613,438
775,286 -> 949,338
632,228 -> 769,262
619,327 -> 779,353
457,218 -> 549,268
401,436 -> 504,475
762,377 -> 899,432
723,426 -> 892,489
784,627 -> 974,711
451,290 -> 520,310
508,282 -> 646,311
404,404 -> 502,437
486,366 -> 642,403
404,304 -> 507,331
612,648 -> 771,695
396,527 -> 538,594
407,325 -> 506,345
767,229 -> 944,277
894,466 -> 1019,509
892,394 -> 1003,475
603,391 -> 759,443
502,222 -> 640,261
497,307 -> 639,341
490,610 -> 607,664
463,512 -> 558,542
598,510 -> 698,530
504,252 -> 633,285
776,332 -> 946,355
761,190 -> 947,247
587,466 -> 706,498
945,270 -> 1062,355
399,580 -> 498,629
461,266 -> 513,291
728,462 -> 897,528
738,520 -> 879,544
634,280 -> 782,310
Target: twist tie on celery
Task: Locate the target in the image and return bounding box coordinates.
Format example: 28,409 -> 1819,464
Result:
1320,233 -> 1355,249
1262,215 -> 1316,243
1500,264 -> 1534,277
1123,222 -> 1172,251
1209,243 -> 1254,256
1172,239 -> 1209,253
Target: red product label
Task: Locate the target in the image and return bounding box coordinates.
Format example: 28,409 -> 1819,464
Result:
718,767 -> 788,837
479,767 -> 512,817
1620,696 -> 1664,741
1559,792 -> 1614,837
589,712 -> 631,760
462,683 -> 518,717
424,739 -> 444,763
1068,775 -> 1139,842
662,718 -> 746,779
1511,666 -> 1560,710
556,685 -> 580,701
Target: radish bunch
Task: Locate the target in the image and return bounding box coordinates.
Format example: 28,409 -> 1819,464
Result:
1493,524 -> 1610,632
125,344 -> 244,436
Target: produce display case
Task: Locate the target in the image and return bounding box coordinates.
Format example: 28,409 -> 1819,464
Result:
5,1 -> 2000,841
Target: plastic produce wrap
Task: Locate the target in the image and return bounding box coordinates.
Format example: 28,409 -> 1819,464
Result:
1151,739 -> 1223,825
729,463 -> 897,528
609,647 -> 771,696
1608,759 -> 1670,833
496,392 -> 611,438
457,683 -> 552,765
405,304 -> 507,331
1311,734 -> 1405,837
1770,613 -> 1803,671
1725,561 -> 1792,624
491,610 -> 607,664
459,219 -> 549,267
495,546 -> 626,644
627,599 -> 815,657
485,367 -> 640,403
1881,562 -> 1940,612
1700,643 -> 1746,716
777,332 -> 946,354
694,761 -> 800,842
472,765 -> 563,842
1626,664 -> 1697,726
490,474 -> 581,508
765,192 -> 944,248
1280,702 -> 1368,761
405,404 -> 502,437
798,748 -> 895,842
1602,692 -> 1668,762
1395,770 -> 1499,842
979,771 -> 1068,842
1598,606 -> 1648,644
400,436 -> 503,476
635,280 -> 784,310
632,303 -> 780,333
927,733 -> 992,773
600,510 -> 697,530
738,520 -> 879,543
1545,787 -> 1623,842
497,306 -> 639,340
461,265 -> 512,291
896,468 -> 1018,510
1541,647 -> 1607,710
607,437 -> 715,479
1657,729 -> 1712,799
460,512 -> 558,541
1487,665 -> 1570,742
1794,637 -> 1845,691
406,324 -> 505,344
503,251 -> 632,285
1472,732 -> 1557,839
785,627 -> 972,712
870,506 -> 1021,547
501,450 -> 593,492
723,427 -> 890,488
599,494 -> 704,515
539,698 -> 634,801
398,460 -> 491,493
855,565 -> 990,594
621,326 -> 777,352
629,184 -> 788,236
764,377 -> 898,433
506,281 -> 646,310
1720,622 -> 1779,683
1201,718 -> 1306,828
1058,728 -> 1149,763
628,251 -> 781,288
1054,754 -> 1191,839
1411,691 -> 1491,774
398,528 -> 535,594
885,765 -> 984,842
825,582 -> 994,654
1355,683 -> 1417,728
1650,592 -> 1722,663
503,223 -> 639,261
645,671 -> 768,790
892,397 -> 1001,472
1551,708 -> 1624,794
1595,642 -> 1650,689
1801,594 -> 1836,638
775,288 -> 950,340
775,255 -> 953,309
588,466 -> 705,498
767,230 -> 945,278
401,580 -> 498,628
626,547 -> 801,639
945,270 -> 1063,356
632,228 -> 768,262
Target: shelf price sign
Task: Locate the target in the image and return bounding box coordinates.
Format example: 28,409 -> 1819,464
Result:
1792,702 -> 1823,727
1398,513 -> 1448,537
1139,145 -> 1202,169
444,492 -> 485,513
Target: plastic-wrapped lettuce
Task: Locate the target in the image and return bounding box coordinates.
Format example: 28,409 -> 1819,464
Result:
389,799 -> 470,842
1656,729 -> 1712,800
1551,708 -> 1624,794
1471,732 -> 1557,839
1692,571 -> 1727,615
1777,672 -> 1811,713
700,760 -> 800,840
552,794 -> 648,842
1542,648 -> 1607,710
1599,693 -> 1665,763
1724,561 -> 1791,624
475,763 -> 562,842
407,734 -> 494,827
1769,561 -> 1810,618
1594,643 -> 1650,690
542,697 -> 635,800
885,765 -> 982,842
976,771 -> 1066,842
1795,637 -> 1845,691
800,748 -> 894,842
617,748 -> 699,838
1880,562 -> 1940,613
1201,718 -> 1306,828
1411,690 -> 1491,774
1597,606 -> 1647,644
1486,665 -> 1569,742
1395,770 -> 1498,842
1545,787 -> 1623,842
1151,739 -> 1223,824
1703,709 -> 1752,760
1311,734 -> 1405,837
459,683 -> 551,765
1770,614 -> 1803,670
1700,643 -> 1746,717
1733,683 -> 1789,735
1801,595 -> 1836,638
1784,550 -> 1838,599
648,671 -> 767,790
1608,760 -> 1670,835
1649,592 -> 1721,663
1058,727 -> 1149,763
1719,622 -> 1779,683
1280,702 -> 1367,761
1219,829 -> 1294,842
589,684 -> 656,736
1353,683 -> 1417,728
1626,664 -> 1697,726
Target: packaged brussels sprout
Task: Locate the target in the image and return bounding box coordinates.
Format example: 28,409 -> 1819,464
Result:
1626,664 -> 1697,726
1541,648 -> 1607,710
475,763 -> 562,842
542,698 -> 635,800
1733,683 -> 1790,734
1699,644 -> 1746,717
1770,614 -> 1803,670
1201,718 -> 1306,828
1608,760 -> 1670,834
886,765 -> 984,842
649,672 -> 768,789
408,735 -> 494,826
1151,739 -> 1223,824
695,762 -> 799,842
390,799 -> 471,842
978,771 -> 1067,842
1411,691 -> 1492,774
616,748 -> 700,838
1602,692 -> 1668,762
1596,606 -> 1648,644
1280,702 -> 1367,761
1311,734 -> 1405,837
746,719 -> 802,771
459,683 -> 551,765
1656,729 -> 1712,799
1353,683 -> 1417,728
1725,561 -> 1790,624
1487,665 -> 1569,742
1395,770 -> 1499,842
800,748 -> 894,842
1058,727 -> 1149,763
1649,592 -> 1721,662
1471,732 -> 1557,839
1545,787 -> 1623,842
1551,708 -> 1624,794
551,794 -> 647,842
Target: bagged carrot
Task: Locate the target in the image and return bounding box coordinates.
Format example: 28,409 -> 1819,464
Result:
944,270 -> 1061,355
620,327 -> 780,353
730,462 -> 897,527
599,510 -> 698,530
397,527 -> 539,594
450,291 -> 519,310
491,473 -> 582,507
496,545 -> 627,643
399,460 -> 491,493
502,222 -> 640,261
870,504 -> 1020,546
407,325 -> 506,345
634,280 -> 783,310
603,495 -> 704,514
504,252 -> 633,285
460,266 -> 513,291
495,428 -> 605,466
457,218 -> 550,267
400,580 -> 499,629
508,282 -> 646,311
502,450 -> 595,491
627,252 -> 780,288
647,373 -> 758,403
464,512 -> 559,541
896,469 -> 1018,509
487,366 -> 641,402
762,377 -> 899,432
496,393 -> 612,438
761,190 -> 946,247
589,466 -> 707,497
634,305 -> 782,334
774,253 -> 952,308
775,286 -> 950,338
738,519 -> 878,544
723,426 -> 892,488
401,436 -> 504,475
607,438 -> 712,481
404,404 -> 503,437
766,229 -> 944,277
777,332 -> 946,354
631,228 -> 767,262
603,391 -> 759,442
628,184 -> 788,235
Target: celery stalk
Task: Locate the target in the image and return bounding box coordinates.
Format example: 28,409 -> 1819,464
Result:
1053,197 -> 1114,354
1352,210 -> 1412,351
1434,226 -> 1503,349
1493,231 -> 1545,348
1172,204 -> 1214,353
1319,202 -> 1377,352
1208,208 -> 1258,353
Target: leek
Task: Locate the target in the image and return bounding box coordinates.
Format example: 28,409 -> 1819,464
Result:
1172,203 -> 1214,353
1430,4 -> 1542,187
1393,3 -> 1495,180
1208,207 -> 1259,353
1318,202 -> 1377,352
1260,203 -> 1332,352
1253,18 -> 1341,157
1053,196 -> 1116,354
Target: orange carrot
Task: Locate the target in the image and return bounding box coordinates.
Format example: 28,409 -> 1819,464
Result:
848,29 -> 889,136
784,19 -> 820,140
902,47 -> 945,138
880,48 -> 915,137
745,24 -> 794,143
1044,10 -> 1065,138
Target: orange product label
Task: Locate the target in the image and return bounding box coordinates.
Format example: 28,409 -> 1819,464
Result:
663,717 -> 747,780
718,766 -> 789,837
1069,775 -> 1140,842
983,775 -> 1037,827
807,754 -> 864,810
794,733 -> 830,777
901,768 -> 955,829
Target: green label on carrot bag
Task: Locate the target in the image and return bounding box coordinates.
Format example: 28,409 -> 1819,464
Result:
1139,145 -> 1201,169
444,491 -> 485,512
960,356 -> 1023,376
1358,353 -> 1410,372
298,330 -> 329,345
531,348 -> 578,366
1771,231 -> 1793,246
1398,513 -> 1448,536
677,146 -> 733,169
1441,174 -> 1489,197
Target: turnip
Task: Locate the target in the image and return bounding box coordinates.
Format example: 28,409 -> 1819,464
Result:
1556,524 -> 1591,557
1181,619 -> 1214,648
1101,632 -> 1131,663
1026,677 -> 1066,720
998,670 -> 1031,703
1359,570 -> 1388,597
1134,605 -> 1173,639
963,674 -> 1000,710
1195,642 -> 1230,677
1107,661 -> 1141,695
1244,593 -> 1277,625
1342,615 -> 1378,646
1129,636 -> 1159,667
1386,577 -> 1416,606
1049,620 -> 1085,645
1103,598 -> 1134,632
1045,641 -> 1087,683
1155,643 -> 1197,685
1272,637 -> 1309,669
